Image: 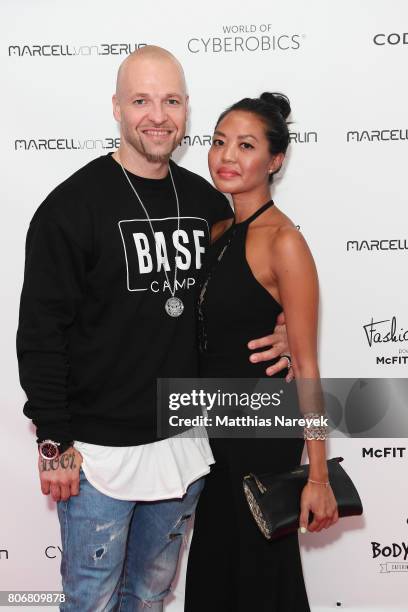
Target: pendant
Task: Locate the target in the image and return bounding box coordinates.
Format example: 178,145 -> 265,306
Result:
165,296 -> 184,317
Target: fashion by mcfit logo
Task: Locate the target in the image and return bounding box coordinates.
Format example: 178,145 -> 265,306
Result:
363,317 -> 408,348
14,138 -> 120,151
363,316 -> 408,366
187,23 -> 304,53
8,43 -> 146,57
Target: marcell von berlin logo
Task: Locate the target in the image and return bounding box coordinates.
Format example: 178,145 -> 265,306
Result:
346,239 -> 408,251
346,129 -> 408,142
289,131 -> 317,143
178,135 -> 212,147
14,138 -> 120,151
8,43 -> 146,57
179,132 -> 317,147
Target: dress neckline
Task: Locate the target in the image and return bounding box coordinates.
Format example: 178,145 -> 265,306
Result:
233,199 -> 275,227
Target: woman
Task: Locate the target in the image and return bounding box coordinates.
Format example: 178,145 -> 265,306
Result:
184,93 -> 338,611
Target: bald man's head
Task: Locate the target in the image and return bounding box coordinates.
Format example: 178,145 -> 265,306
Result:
112,45 -> 188,165
116,46 -> 187,100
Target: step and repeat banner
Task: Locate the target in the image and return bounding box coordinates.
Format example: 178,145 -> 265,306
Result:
1,1 -> 407,610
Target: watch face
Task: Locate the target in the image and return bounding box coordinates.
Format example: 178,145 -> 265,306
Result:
39,442 -> 58,460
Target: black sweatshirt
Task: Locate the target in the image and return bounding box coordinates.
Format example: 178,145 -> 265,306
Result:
17,154 -> 232,446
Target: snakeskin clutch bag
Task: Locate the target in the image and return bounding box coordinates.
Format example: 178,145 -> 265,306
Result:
243,456 -> 363,540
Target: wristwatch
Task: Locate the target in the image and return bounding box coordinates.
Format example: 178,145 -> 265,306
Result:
37,439 -> 74,460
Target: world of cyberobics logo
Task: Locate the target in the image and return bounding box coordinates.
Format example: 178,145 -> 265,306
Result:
187,24 -> 303,53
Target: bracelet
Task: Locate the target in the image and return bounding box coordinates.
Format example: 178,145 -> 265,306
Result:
308,478 -> 329,488
303,411 -> 328,440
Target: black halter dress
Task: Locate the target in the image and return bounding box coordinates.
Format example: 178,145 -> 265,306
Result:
184,200 -> 310,612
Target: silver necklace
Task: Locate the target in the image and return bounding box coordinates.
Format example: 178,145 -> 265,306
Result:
119,156 -> 184,318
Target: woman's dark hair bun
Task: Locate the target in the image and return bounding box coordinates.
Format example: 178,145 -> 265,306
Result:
260,92 -> 291,120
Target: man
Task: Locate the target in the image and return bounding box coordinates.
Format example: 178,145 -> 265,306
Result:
17,46 -> 291,611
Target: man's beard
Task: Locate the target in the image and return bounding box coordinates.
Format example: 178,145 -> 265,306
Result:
144,150 -> 172,163
136,130 -> 183,164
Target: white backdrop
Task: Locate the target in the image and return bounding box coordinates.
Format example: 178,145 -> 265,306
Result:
1,1 -> 407,610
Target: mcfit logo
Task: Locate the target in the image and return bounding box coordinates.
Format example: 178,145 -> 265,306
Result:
362,447 -> 406,458
8,43 -> 146,57
188,23 -> 303,53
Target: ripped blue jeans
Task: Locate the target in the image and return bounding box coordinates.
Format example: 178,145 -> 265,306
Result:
57,467 -> 204,611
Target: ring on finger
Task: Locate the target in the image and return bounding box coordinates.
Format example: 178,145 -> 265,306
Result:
281,354 -> 292,369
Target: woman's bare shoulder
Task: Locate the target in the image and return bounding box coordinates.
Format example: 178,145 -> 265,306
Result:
262,208 -> 311,258
262,209 -> 300,245
266,222 -> 317,278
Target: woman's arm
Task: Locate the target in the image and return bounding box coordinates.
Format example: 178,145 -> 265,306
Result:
272,226 -> 319,379
272,226 -> 338,532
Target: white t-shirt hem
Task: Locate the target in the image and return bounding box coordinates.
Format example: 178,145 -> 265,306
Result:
80,461 -> 213,501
